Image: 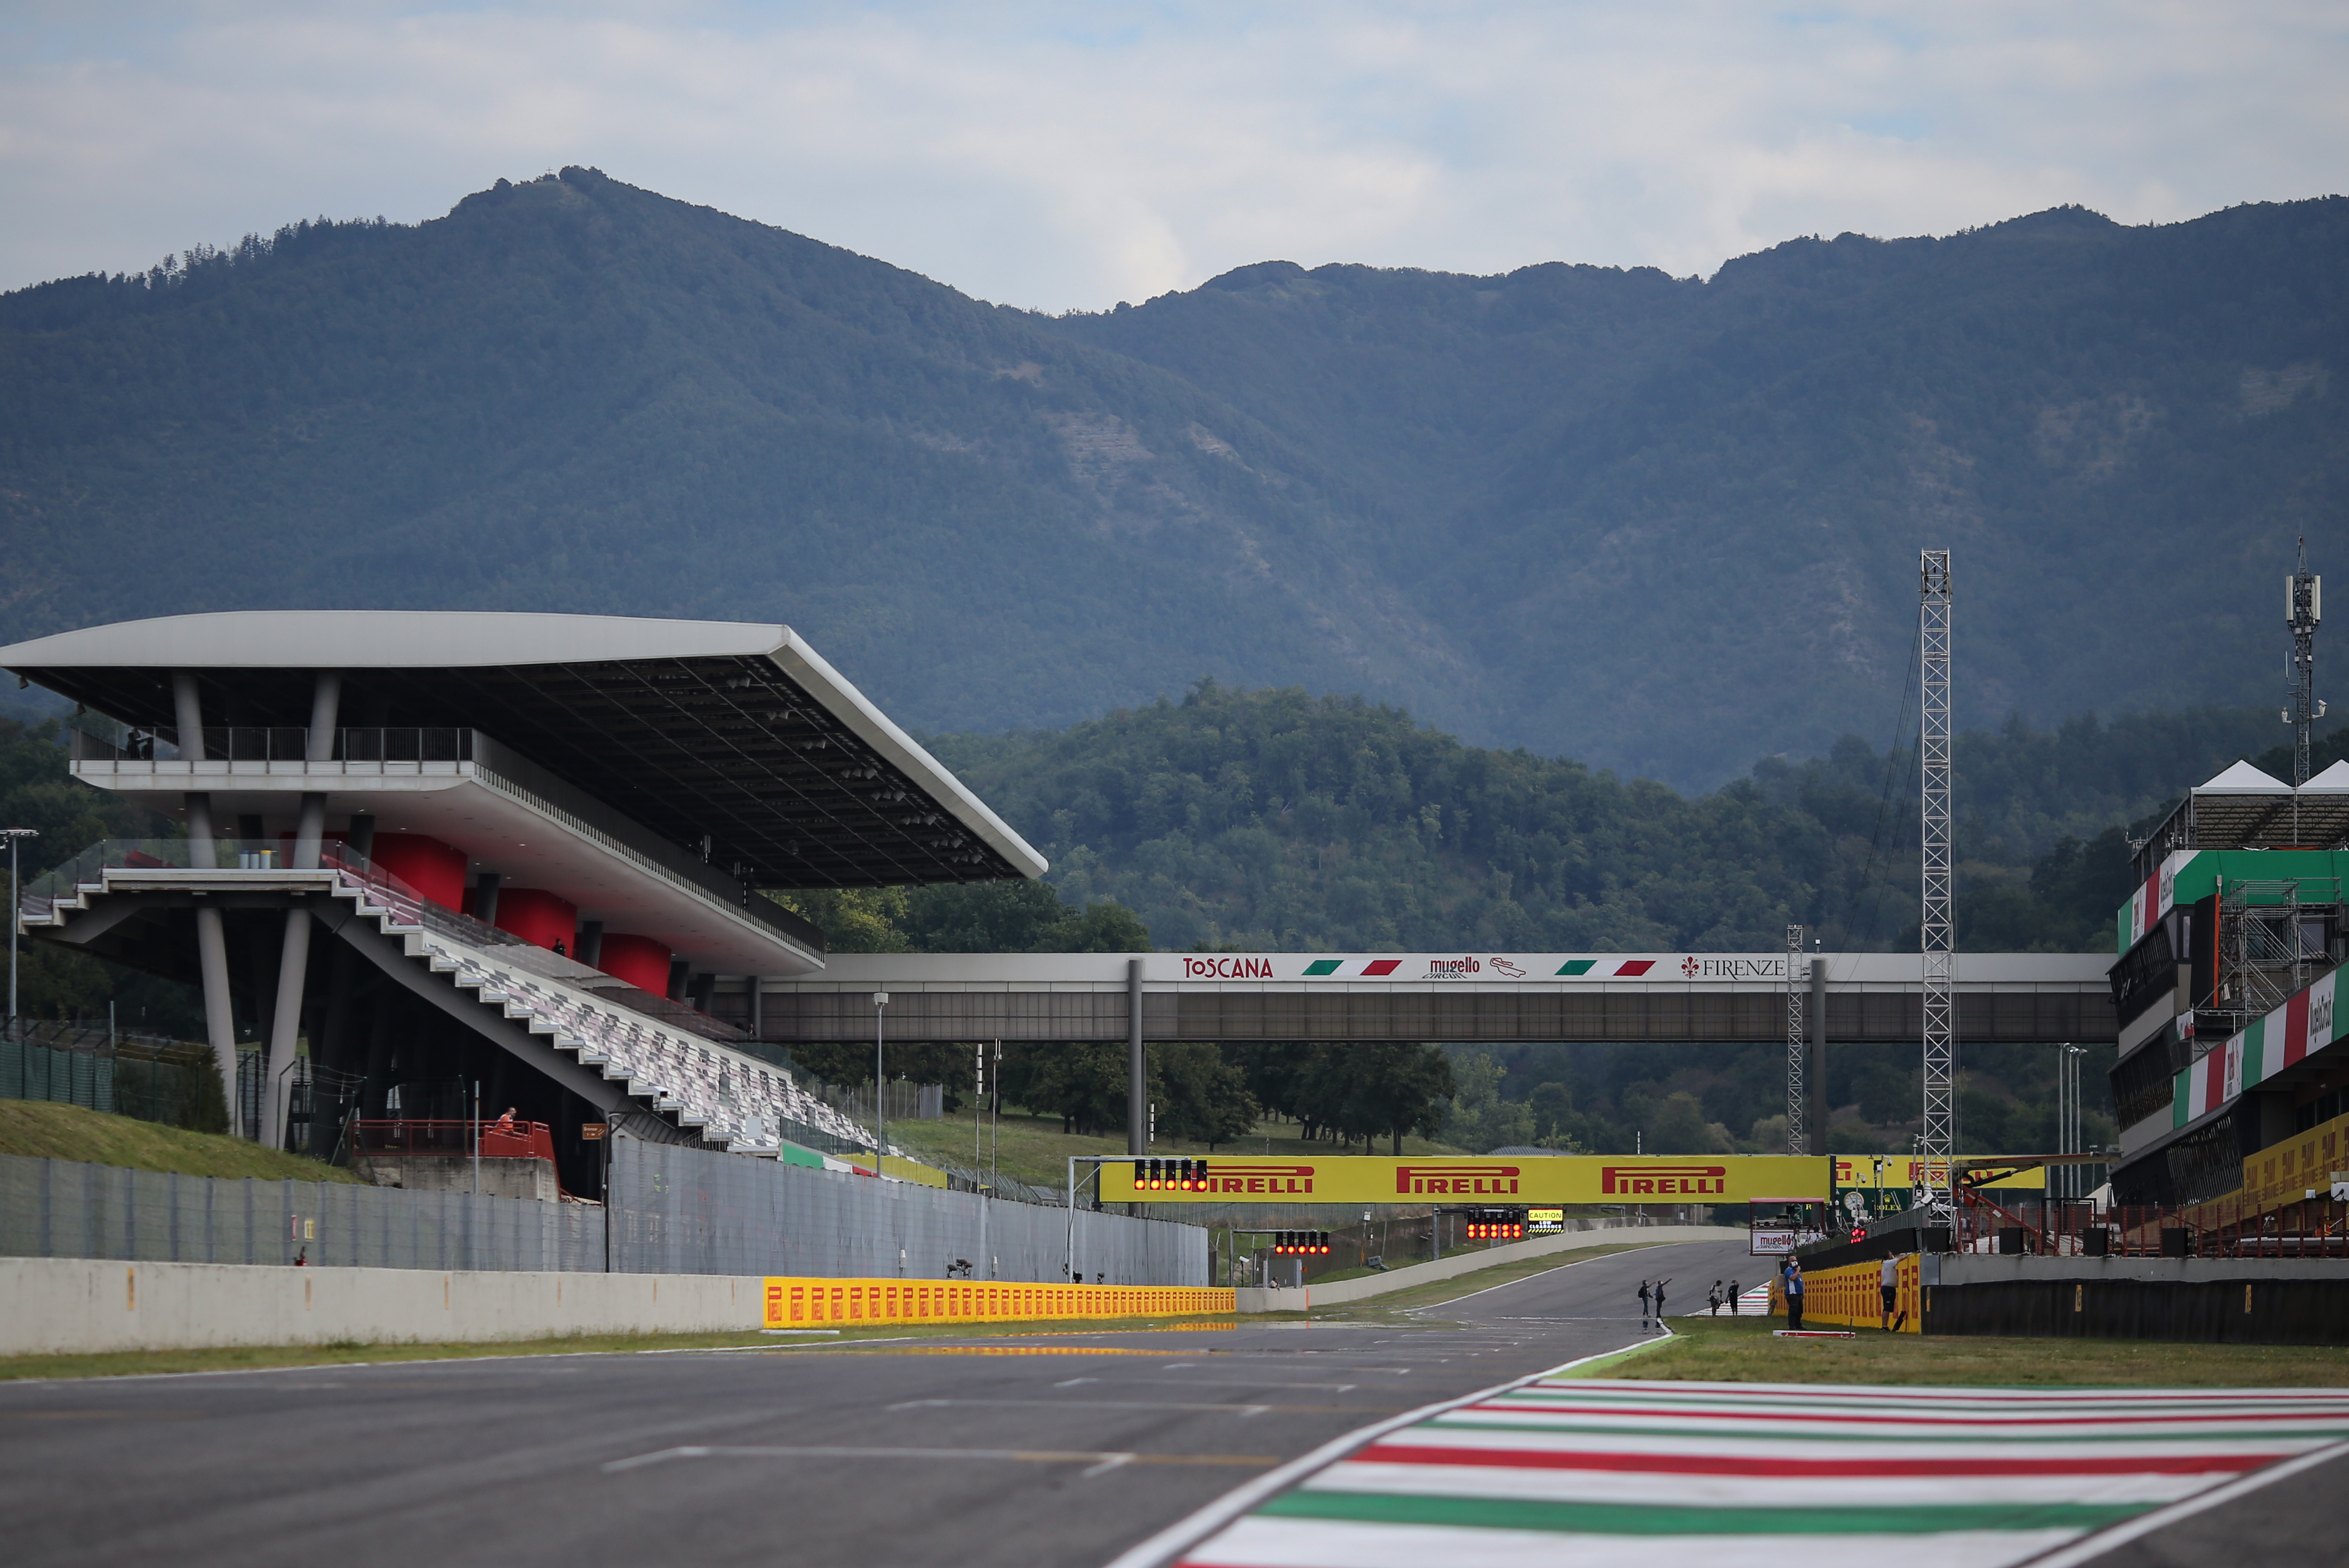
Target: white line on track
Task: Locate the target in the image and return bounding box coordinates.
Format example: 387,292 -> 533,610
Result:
1094,1333 -> 1672,1568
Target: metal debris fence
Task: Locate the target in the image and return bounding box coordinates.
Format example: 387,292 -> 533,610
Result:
0,1138 -> 1208,1285
0,1151 -> 598,1270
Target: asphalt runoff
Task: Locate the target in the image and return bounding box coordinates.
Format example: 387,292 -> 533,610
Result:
0,1238 -> 1751,1567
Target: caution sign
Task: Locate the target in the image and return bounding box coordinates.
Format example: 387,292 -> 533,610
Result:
1102,1154 -> 1830,1205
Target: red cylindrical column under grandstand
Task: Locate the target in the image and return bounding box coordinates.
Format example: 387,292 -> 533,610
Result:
596,932 -> 672,994
493,887 -> 577,951
365,832 -> 468,911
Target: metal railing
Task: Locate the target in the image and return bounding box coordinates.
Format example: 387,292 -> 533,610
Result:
1953,1185 -> 2349,1259
61,718 -> 826,955
71,721 -> 475,765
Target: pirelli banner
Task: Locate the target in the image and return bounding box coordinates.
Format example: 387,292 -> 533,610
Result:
1101,1154 -> 1831,1205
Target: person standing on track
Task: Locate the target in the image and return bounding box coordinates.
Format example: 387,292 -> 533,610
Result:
1783,1258 -> 1806,1332
1637,1279 -> 1652,1324
1707,1280 -> 1722,1316
1728,1277 -> 1741,1316
1652,1278 -> 1671,1321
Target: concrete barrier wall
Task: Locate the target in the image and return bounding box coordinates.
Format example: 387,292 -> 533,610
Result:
0,1256 -> 766,1357
1234,1225 -> 1746,1312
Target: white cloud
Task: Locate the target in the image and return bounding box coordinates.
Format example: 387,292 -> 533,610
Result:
1,1 -> 2343,306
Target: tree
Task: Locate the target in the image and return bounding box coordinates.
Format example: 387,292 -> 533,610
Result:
1004,1041 -> 1130,1135
1150,1042 -> 1258,1148
1442,1050 -> 1533,1153
1630,1090 -> 1733,1155
1529,1081 -> 1574,1142
1348,1042 -> 1455,1155
900,881 -> 1071,952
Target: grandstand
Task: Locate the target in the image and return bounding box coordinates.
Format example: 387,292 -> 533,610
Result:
1,611 -> 1049,1197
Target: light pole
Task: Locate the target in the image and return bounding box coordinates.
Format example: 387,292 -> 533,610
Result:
871,991 -> 889,1172
4,828 -> 39,1032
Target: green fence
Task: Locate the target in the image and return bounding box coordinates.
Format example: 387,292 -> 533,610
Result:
2,1023 -> 226,1133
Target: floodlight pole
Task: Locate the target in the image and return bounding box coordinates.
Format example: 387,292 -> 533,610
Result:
872,991 -> 889,1170
2286,539 -> 2324,841
4,828 -> 36,1031
1919,550 -> 1956,1225
1785,925 -> 1806,1154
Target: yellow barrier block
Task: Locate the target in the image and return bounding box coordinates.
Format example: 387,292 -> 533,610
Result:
761,1277 -> 1236,1330
1767,1253 -> 1921,1333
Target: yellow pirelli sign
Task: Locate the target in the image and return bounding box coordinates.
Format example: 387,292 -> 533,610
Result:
1102,1154 -> 1830,1204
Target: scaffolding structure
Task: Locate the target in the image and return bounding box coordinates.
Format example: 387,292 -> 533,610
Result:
1920,550 -> 1956,1222
1785,923 -> 1807,1155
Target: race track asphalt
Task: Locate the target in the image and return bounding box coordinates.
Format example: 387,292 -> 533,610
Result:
0,1237 -> 1753,1568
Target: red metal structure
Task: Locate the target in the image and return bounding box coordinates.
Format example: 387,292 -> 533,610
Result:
1953,1185 -> 2349,1259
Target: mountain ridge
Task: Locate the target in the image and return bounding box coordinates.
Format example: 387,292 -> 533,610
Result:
4,170 -> 2344,790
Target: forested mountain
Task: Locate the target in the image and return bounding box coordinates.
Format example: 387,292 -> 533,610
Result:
927,682 -> 2325,956
3,169 -> 2345,788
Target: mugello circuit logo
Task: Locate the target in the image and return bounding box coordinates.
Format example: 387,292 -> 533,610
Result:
1395,1163 -> 1522,1195
1601,1164 -> 1729,1196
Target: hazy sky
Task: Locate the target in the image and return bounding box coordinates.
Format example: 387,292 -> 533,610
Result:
4,2 -> 2343,309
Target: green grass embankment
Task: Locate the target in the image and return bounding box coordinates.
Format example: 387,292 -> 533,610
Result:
0,1100 -> 363,1183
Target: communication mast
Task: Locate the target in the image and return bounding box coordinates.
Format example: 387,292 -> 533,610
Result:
1785,924 -> 1806,1154
1919,551 -> 1955,1221
2285,540 -> 2324,812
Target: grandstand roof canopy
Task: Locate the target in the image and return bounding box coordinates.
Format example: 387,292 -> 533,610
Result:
0,611 -> 1046,889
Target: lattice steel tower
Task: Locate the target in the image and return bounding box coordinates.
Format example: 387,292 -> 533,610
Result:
2285,538 -> 2324,793
1785,924 -> 1807,1155
1919,550 -> 1956,1221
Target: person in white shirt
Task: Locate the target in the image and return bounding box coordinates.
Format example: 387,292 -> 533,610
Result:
1879,1254 -> 1900,1330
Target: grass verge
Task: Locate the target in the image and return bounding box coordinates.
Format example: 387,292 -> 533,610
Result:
1588,1313 -> 2349,1386
0,1313 -> 1241,1383
0,1099 -> 363,1183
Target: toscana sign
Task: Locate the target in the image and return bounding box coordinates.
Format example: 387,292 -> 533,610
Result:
1101,1154 -> 1831,1205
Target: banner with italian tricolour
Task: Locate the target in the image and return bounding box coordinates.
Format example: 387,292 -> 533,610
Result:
2175,966 -> 2345,1126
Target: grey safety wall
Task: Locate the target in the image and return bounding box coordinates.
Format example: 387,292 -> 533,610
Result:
0,1144 -> 1208,1286
610,1137 -> 1208,1285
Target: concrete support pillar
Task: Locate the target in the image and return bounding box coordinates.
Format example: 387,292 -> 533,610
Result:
747,975 -> 762,1039
471,873 -> 500,926
1127,957 -> 1146,1157
264,671 -> 340,1148
668,958 -> 690,1002
174,672 -> 240,1135
292,671 -> 340,871
575,921 -> 603,969
347,813 -> 375,860
193,905 -> 237,1136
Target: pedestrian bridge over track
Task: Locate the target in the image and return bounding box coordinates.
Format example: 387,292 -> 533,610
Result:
736,951 -> 2116,1046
